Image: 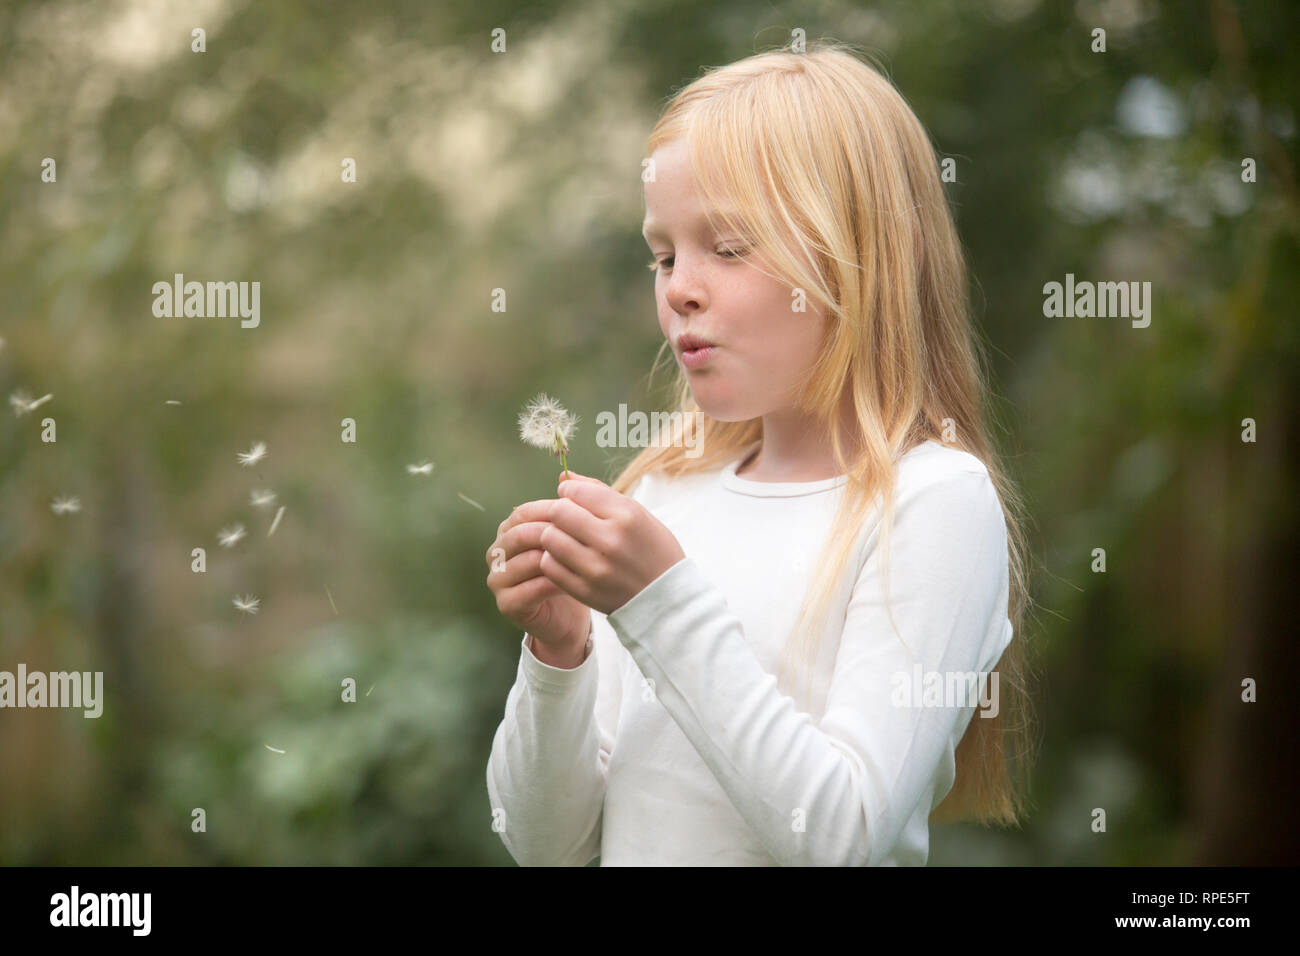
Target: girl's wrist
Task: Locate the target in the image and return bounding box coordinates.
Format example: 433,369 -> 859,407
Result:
527,626 -> 592,669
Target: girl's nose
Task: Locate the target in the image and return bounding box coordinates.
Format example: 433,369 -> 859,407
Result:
665,262 -> 707,313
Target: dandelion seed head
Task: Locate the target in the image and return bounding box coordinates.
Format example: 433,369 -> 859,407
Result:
237,441 -> 268,467
233,594 -> 260,614
266,505 -> 285,537
9,391 -> 49,416
406,461 -> 435,475
518,393 -> 579,455
51,495 -> 81,515
217,523 -> 246,547
457,491 -> 485,511
250,489 -> 277,507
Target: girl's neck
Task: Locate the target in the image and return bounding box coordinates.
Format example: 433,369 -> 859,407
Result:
735,392 -> 868,483
736,427 -> 856,483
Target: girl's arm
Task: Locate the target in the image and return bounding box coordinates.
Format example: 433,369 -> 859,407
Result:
484,479 -> 647,866
605,467 -> 1012,866
485,612 -> 624,866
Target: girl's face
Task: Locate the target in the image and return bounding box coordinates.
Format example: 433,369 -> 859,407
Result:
642,139 -> 826,422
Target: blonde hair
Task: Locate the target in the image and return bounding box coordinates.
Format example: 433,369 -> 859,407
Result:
613,41 -> 1036,827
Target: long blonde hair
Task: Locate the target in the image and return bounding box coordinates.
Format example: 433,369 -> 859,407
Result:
613,41 -> 1036,827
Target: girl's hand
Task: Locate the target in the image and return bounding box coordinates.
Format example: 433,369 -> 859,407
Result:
530,469 -> 687,616
487,506 -> 592,660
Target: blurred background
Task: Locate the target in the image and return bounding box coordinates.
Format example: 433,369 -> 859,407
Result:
1,0 -> 1296,865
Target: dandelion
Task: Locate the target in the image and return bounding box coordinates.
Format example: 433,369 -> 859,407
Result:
249,489 -> 277,508
233,594 -> 260,615
217,523 -> 246,547
9,390 -> 53,416
264,744 -> 285,754
237,441 -> 267,467
518,393 -> 579,480
51,495 -> 81,515
406,461 -> 435,476
164,399 -> 182,405
266,505 -> 285,536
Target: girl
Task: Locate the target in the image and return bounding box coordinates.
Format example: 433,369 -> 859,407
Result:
485,41 -> 1033,866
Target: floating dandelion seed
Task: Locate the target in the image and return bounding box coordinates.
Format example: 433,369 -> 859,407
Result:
518,393 -> 578,480
264,744 -> 285,754
51,496 -> 81,515
406,461 -> 435,476
250,489 -> 277,508
324,585 -> 339,616
217,523 -> 246,547
365,684 -> 375,697
237,441 -> 267,467
233,594 -> 260,615
164,399 -> 182,405
267,505 -> 285,536
9,390 -> 53,416
457,491 -> 485,511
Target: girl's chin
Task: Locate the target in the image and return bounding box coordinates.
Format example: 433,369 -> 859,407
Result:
688,393 -> 754,424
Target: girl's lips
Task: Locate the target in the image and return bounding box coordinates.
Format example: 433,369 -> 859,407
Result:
681,344 -> 717,369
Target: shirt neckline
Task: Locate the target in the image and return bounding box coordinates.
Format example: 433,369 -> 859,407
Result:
720,438 -> 941,498
720,440 -> 851,498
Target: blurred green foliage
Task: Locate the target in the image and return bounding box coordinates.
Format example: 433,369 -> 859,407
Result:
1,0 -> 1296,864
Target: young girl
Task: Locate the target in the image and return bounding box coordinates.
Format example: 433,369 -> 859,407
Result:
485,41 -> 1033,866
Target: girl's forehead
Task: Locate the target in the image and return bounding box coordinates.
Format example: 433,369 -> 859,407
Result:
642,204 -> 745,239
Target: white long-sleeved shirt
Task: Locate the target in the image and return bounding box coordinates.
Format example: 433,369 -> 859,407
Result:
486,437 -> 1014,866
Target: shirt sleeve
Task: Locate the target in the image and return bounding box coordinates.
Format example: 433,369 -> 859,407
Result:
484,478 -> 646,866
604,468 -> 1012,866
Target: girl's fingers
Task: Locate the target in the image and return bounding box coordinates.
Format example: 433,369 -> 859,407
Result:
489,547 -> 545,588
536,522 -> 599,581
492,520 -> 549,565
557,475 -> 621,521
537,547 -> 588,604
556,469 -> 601,486
497,499 -> 550,537
498,496 -> 606,556
546,496 -> 607,550
497,571 -> 562,617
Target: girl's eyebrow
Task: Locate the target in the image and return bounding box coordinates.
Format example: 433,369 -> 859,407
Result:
642,210 -> 742,241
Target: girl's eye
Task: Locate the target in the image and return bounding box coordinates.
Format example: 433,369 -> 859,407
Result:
646,247 -> 747,273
